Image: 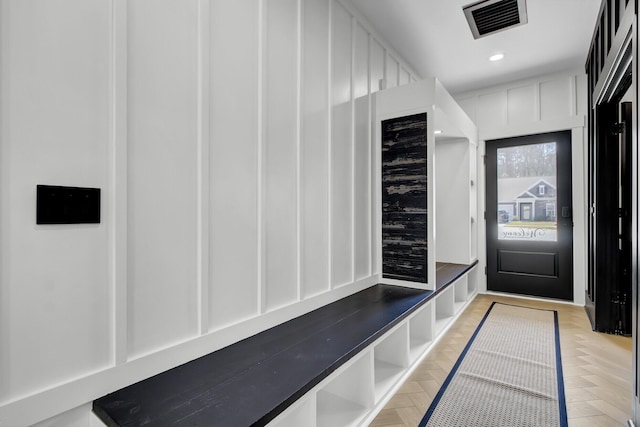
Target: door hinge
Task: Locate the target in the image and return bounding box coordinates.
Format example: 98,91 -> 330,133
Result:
484,211 -> 487,220
484,266 -> 487,275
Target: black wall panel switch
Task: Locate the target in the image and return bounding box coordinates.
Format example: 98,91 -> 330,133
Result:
37,185 -> 100,224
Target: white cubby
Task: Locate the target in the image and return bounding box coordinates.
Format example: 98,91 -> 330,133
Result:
409,302 -> 434,362
454,276 -> 469,313
267,266 -> 478,427
316,353 -> 374,427
434,287 -> 455,336
269,396 -> 316,427
374,323 -> 409,402
468,266 -> 478,297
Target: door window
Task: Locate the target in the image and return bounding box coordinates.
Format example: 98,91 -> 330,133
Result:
497,142 -> 557,242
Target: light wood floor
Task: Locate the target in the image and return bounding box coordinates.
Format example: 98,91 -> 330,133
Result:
370,293 -> 633,427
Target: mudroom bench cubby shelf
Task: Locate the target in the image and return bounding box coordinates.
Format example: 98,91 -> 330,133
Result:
92,262 -> 478,427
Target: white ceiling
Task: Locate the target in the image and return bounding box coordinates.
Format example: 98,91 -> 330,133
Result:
347,0 -> 603,94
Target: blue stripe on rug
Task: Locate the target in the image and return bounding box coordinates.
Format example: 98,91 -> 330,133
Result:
554,310 -> 568,426
418,302 -> 568,427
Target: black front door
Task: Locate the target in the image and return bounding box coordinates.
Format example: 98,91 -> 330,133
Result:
486,130 -> 573,300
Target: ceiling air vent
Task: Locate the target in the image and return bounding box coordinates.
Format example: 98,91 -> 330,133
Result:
463,0 -> 528,39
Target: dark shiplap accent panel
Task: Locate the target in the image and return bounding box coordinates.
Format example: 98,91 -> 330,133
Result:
381,113 -> 428,283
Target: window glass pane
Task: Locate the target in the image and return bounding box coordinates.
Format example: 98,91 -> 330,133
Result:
497,142 -> 557,242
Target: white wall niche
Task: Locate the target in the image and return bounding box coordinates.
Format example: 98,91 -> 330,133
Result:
434,287 -> 455,336
468,266 -> 479,297
454,276 -> 469,313
316,352 -> 374,427
373,323 -> 409,402
408,302 -> 434,362
269,394 -> 316,427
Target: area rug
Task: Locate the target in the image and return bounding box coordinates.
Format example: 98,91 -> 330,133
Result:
419,302 -> 567,427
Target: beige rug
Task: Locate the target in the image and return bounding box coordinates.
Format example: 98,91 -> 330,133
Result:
419,302 -> 567,427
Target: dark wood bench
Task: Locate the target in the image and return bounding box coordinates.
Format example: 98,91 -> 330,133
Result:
93,262 -> 476,427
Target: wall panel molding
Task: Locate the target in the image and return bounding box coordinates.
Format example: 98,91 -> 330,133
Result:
301,0 -> 331,298
209,1 -> 261,327
110,0 -> 129,366
296,0 -> 303,302
263,0 -> 300,311
126,0 -> 200,359
197,0 -> 211,334
330,0 -> 354,288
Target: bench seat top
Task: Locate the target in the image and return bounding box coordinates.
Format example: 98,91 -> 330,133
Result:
93,262 -> 475,426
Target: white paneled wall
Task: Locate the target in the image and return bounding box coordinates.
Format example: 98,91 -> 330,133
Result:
209,1 -> 261,328
385,53 -> 399,88
127,0 -> 200,358
301,0 -> 331,298
370,39 -> 385,94
264,0 -> 299,310
354,22 -> 372,281
0,0 -> 112,401
456,72 -> 586,140
0,0 -> 418,425
331,1 -> 354,288
399,67 -> 411,86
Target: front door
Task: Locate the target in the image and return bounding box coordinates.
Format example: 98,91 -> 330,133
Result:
486,130 -> 573,300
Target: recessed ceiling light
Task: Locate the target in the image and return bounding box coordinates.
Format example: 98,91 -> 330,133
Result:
489,53 -> 504,61
434,129 -> 443,134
